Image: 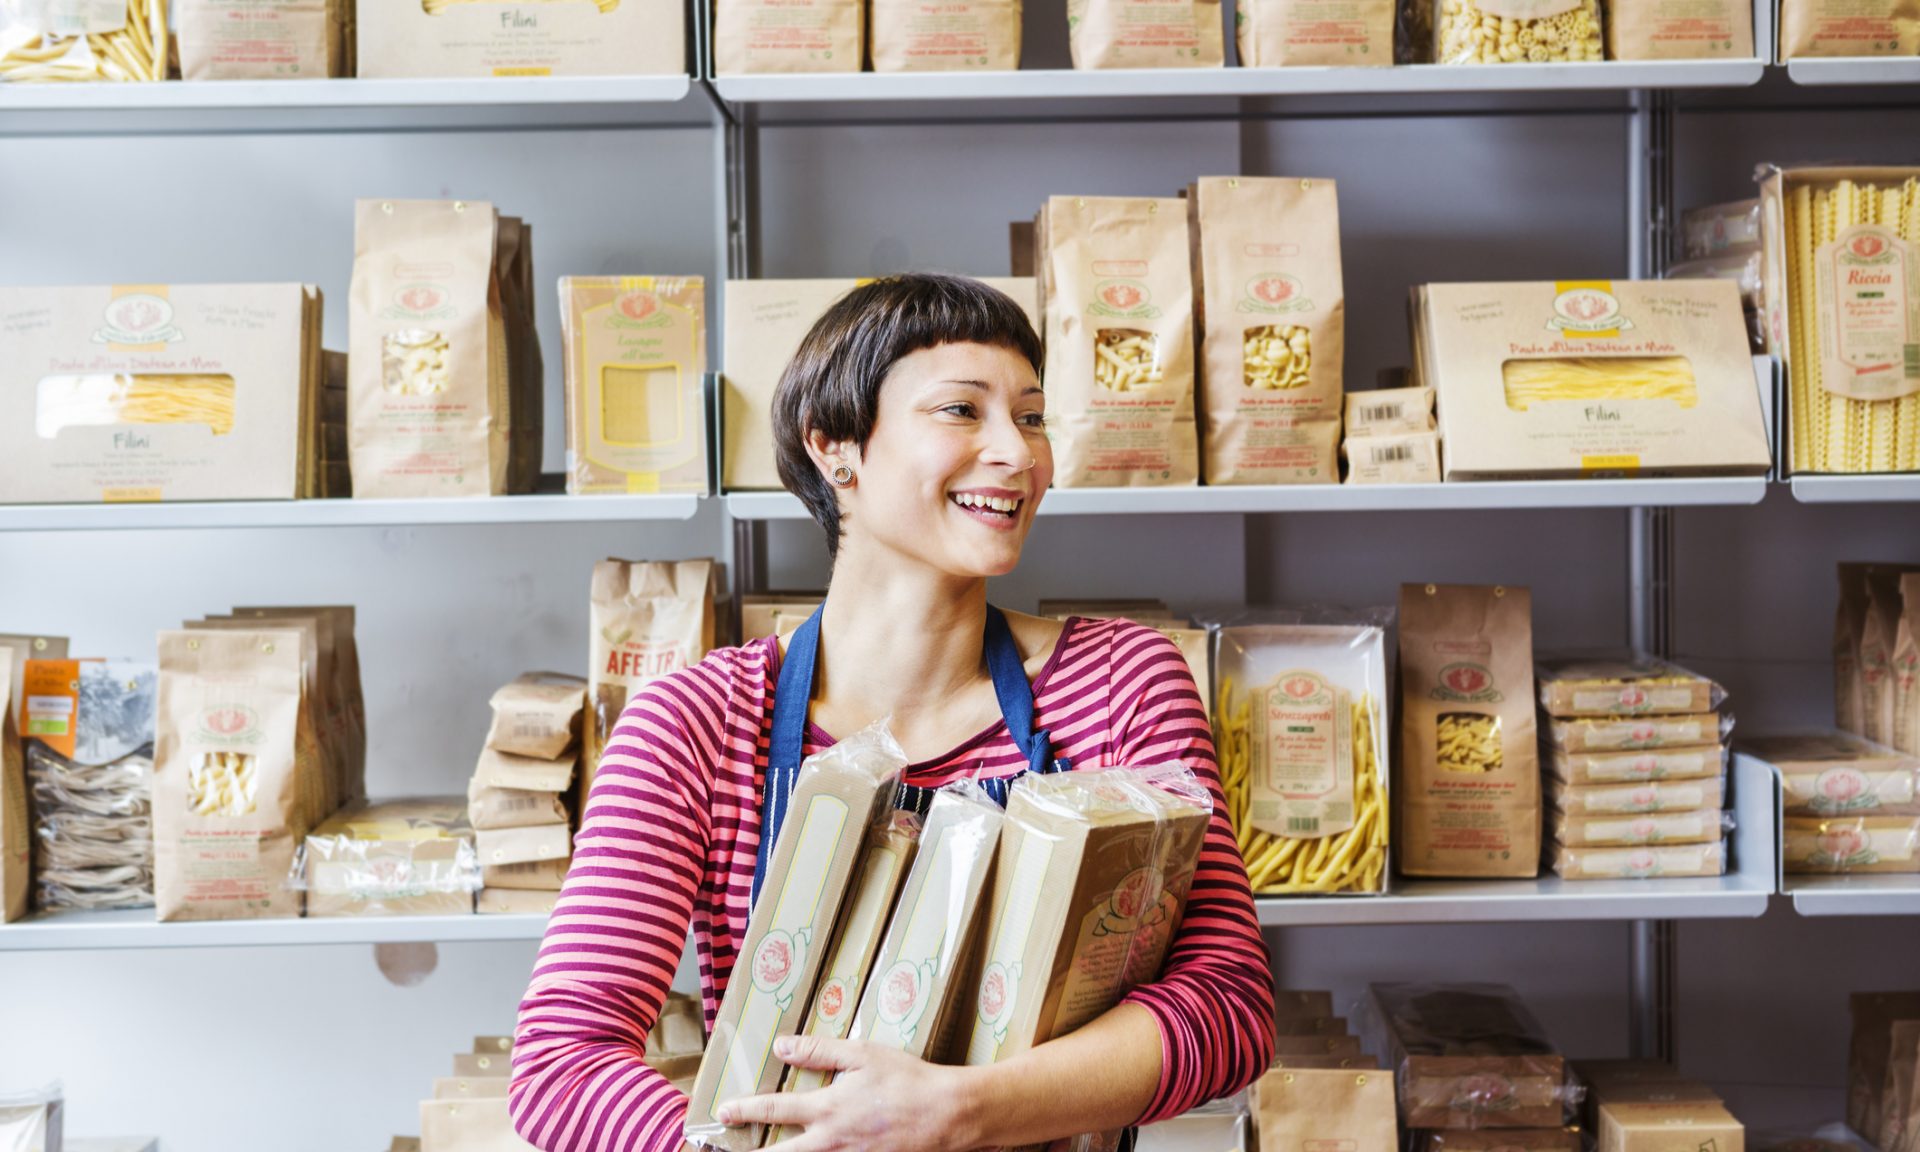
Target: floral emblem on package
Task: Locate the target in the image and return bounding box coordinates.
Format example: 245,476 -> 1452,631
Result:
814,977 -> 851,1027
1809,825 -> 1879,869
977,960 -> 1021,1045
752,928 -> 811,1009
1432,663 -> 1502,703
1448,1072 -> 1519,1118
876,959 -> 934,1040
1813,767 -> 1876,814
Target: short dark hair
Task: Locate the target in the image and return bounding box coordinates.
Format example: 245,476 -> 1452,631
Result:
772,273 -> 1043,560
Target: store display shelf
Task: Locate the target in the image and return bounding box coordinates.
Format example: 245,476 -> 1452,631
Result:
1260,753 -> 1777,926
726,477 -> 1768,520
0,489 -> 702,532
711,61 -> 1765,108
0,907 -> 550,951
1785,58 -> 1920,86
1785,874 -> 1920,917
0,76 -> 705,134
1788,474 -> 1920,503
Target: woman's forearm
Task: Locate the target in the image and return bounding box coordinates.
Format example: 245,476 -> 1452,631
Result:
955,1003 -> 1164,1150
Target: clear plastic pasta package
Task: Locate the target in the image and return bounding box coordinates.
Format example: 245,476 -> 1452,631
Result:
0,0 -> 167,80
21,656 -> 157,914
1345,386 -> 1436,437
1553,841 -> 1728,880
1548,743 -> 1729,787
1415,280 -> 1771,481
1435,0 -> 1601,63
0,1083 -> 62,1152
356,0 -> 682,77
1784,815 -> 1920,875
1535,655 -> 1727,719
290,797 -> 481,918
1371,982 -> 1579,1130
1211,611 -> 1391,895
1547,712 -> 1733,754
1550,776 -> 1726,816
1551,806 -> 1732,849
560,277 -> 708,496
685,722 -> 908,1152
1757,166 -> 1920,477
0,285 -> 323,505
1742,731 -> 1920,818
1683,199 -> 1763,261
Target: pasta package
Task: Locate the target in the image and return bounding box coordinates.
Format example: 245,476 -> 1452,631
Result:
1213,615 -> 1391,895
0,284 -> 321,505
714,0 -> 861,73
1596,1084 -> 1744,1152
1343,430 -> 1441,485
0,661 -> 25,923
1779,0 -> 1920,56
685,723 -> 907,1152
586,559 -> 716,794
467,780 -> 569,831
483,856 -> 570,889
231,606 -> 366,808
1606,0 -> 1751,59
960,767 -> 1210,1070
1839,563 -> 1873,737
871,0 -> 1021,69
1436,0 -> 1601,61
486,672 -> 587,761
1550,777 -> 1726,816
1237,0 -> 1392,64
1345,386 -> 1435,437
1397,584 -> 1540,879
1191,177 -> 1344,485
1250,1068 -> 1398,1152
1757,166 -> 1920,475
177,0 -> 346,78
1744,731 -> 1920,818
1896,573 -> 1920,756
350,199 -> 511,499
561,277 -> 708,496
1547,712 -> 1732,753
1039,196 -> 1198,487
1068,0 -> 1223,66
358,0 -> 681,76
722,278 -> 1036,490
1417,280 -> 1771,481
1549,744 -> 1727,787
1683,200 -> 1763,261
1373,983 -> 1572,1130
0,0 -> 168,80
1861,566 -> 1916,746
1785,815 -> 1920,874
1536,656 -> 1726,718
155,628 -> 323,922
188,614 -> 342,821
291,797 -> 480,917
1551,806 -> 1729,849
1850,993 -> 1920,1146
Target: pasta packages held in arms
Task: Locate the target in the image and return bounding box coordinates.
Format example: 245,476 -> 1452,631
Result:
1038,197 -> 1198,487
561,277 -> 708,496
0,284 -> 321,505
1397,584 -> 1540,879
349,199 -> 511,498
1418,280 -> 1771,480
961,766 -> 1210,1069
356,0 -> 683,77
684,723 -> 908,1152
1436,0 -> 1602,61
1190,177 -> 1346,485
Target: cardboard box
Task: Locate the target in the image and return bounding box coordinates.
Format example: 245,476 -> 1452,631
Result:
1417,280 -> 1770,481
1785,816 -> 1920,874
0,284 -> 320,504
300,797 -> 478,917
685,728 -> 906,1151
1554,842 -> 1727,880
477,887 -> 558,915
1551,806 -> 1726,848
1597,1089 -> 1743,1152
1344,428 -> 1441,485
961,768 -> 1209,1067
476,823 -> 571,868
473,746 -> 575,794
1374,983 -> 1569,1130
561,277 -> 708,496
358,0 -> 682,78
1744,732 -> 1920,818
1550,744 -> 1726,787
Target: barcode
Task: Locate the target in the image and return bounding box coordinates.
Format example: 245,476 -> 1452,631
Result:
1906,344 -> 1919,375
1360,403 -> 1401,422
1287,816 -> 1320,834
1370,444 -> 1413,464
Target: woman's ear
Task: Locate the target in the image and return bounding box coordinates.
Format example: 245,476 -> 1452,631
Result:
805,426 -> 856,485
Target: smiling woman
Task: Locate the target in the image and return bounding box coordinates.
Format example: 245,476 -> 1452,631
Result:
509,274 -> 1276,1152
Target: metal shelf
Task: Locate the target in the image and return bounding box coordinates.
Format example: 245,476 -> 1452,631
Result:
1788,474 -> 1920,503
0,76 -> 707,135
0,907 -> 549,951
1786,58 -> 1920,86
726,477 -> 1768,520
0,489 -> 702,532
1785,874 -> 1920,917
1258,754 -> 1777,926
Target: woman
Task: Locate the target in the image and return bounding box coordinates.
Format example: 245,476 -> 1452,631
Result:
510,274 -> 1275,1152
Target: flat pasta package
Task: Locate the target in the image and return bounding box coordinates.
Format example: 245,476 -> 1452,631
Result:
1067,0 -> 1223,66
1038,196 -> 1198,487
290,797 -> 480,917
357,0 -> 682,77
1551,806 -> 1730,849
586,559 -> 716,794
1549,744 -> 1728,787
1373,982 -> 1575,1130
1237,0 -> 1394,64
1606,0 -> 1751,59
0,284 -> 322,505
1212,614 -> 1391,895
177,0 -> 346,78
1417,280 -> 1771,481
1190,177 -> 1345,485
1546,712 -> 1733,754
1785,815 -> 1920,874
1397,584 -> 1540,879
870,0 -> 1021,69
1536,655 -> 1726,719
561,277 -> 708,496
1743,731 -> 1920,818
349,199 -> 510,498
714,0 -> 861,73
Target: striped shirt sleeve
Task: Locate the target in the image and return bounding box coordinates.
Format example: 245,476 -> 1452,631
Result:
509,665 -> 727,1152
1107,625 -> 1277,1122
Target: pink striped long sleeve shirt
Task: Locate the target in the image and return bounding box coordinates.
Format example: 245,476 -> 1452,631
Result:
510,617 -> 1275,1152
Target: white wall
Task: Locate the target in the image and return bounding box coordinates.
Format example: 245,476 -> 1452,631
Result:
3,90 -> 1920,1152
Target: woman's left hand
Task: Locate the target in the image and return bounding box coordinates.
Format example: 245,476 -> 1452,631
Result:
715,1034 -> 980,1152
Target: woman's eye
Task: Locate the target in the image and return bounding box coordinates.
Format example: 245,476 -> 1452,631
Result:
1020,412 -> 1048,428
940,403 -> 978,418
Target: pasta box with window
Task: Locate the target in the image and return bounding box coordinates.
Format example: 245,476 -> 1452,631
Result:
356,0 -> 683,77
1414,279 -> 1771,481
0,284 -> 322,505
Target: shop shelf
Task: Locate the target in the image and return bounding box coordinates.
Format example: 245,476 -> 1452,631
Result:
1736,752 -> 1920,916
0,489 -> 701,532
1785,59 -> 1920,85
0,907 -> 550,951
1788,475 -> 1920,503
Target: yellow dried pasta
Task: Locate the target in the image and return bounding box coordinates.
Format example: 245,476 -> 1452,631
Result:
1437,713 -> 1502,773
0,0 -> 168,81
422,0 -> 620,16
1094,328 -> 1164,393
383,330 -> 451,396
1244,325 -> 1311,390
1437,0 -> 1602,62
1500,357 -> 1699,411
35,374 -> 237,438
188,751 -> 259,817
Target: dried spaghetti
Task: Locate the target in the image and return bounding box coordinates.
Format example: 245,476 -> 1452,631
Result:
1500,356 -> 1699,411
35,374 -> 237,439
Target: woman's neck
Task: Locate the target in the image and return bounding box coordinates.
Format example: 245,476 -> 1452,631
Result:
812,546 -> 989,728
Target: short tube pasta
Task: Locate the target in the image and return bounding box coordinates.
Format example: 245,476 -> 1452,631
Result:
1094,328 -> 1164,392
0,0 -> 169,81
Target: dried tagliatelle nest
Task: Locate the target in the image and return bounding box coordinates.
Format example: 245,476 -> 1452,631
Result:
29,745 -> 155,911
0,0 -> 171,81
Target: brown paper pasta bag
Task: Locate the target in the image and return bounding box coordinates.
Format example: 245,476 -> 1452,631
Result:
1397,583 -> 1540,878
1839,563 -> 1873,737
1038,196 -> 1198,488
1779,0 -> 1920,57
0,662 -> 25,924
586,559 -> 716,796
1067,0 -> 1223,66
1236,0 -> 1393,64
1252,1066 -> 1398,1152
714,0 -> 863,72
1895,574 -> 1920,757
178,0 -> 345,78
1190,176 -> 1345,485
349,199 -> 510,499
1852,994 -> 1920,1146
1863,567 -> 1917,747
1606,0 -> 1750,58
871,0 -> 1022,68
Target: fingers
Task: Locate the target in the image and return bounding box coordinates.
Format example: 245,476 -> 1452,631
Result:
775,1034 -> 865,1073
715,1090 -> 813,1129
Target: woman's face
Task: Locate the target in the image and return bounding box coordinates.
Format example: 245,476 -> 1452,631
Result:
832,340 -> 1051,580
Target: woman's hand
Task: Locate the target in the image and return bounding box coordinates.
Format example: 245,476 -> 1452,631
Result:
714,1035 -> 981,1152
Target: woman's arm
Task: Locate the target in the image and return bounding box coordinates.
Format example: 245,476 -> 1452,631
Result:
509,674 -> 722,1152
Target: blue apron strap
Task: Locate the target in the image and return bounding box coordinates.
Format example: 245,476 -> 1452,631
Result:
984,605 -> 1070,783
753,606 -> 823,910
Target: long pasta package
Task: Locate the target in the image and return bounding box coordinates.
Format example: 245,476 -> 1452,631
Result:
1546,712 -> 1733,754
0,285 -> 322,505
356,0 -> 682,77
561,277 -> 708,496
1551,806 -> 1729,848
1372,983 -> 1574,1130
1745,732 -> 1920,818
1785,816 -> 1920,874
1213,614 -> 1391,895
1416,280 -> 1771,481
1758,166 -> 1920,475
1536,656 -> 1726,719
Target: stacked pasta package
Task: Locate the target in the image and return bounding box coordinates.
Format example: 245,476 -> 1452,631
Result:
1213,612 -> 1392,896
1571,1061 -> 1745,1152
1668,199 -> 1764,352
1537,655 -> 1734,881
1848,992 -> 1920,1152
1747,732 -> 1920,878
1244,991 -> 1394,1152
292,798 -> 480,917
1759,166 -> 1920,477
469,673 -> 586,916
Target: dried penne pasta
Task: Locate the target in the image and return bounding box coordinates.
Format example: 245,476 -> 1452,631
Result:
1094,328 -> 1164,393
0,0 -> 168,81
